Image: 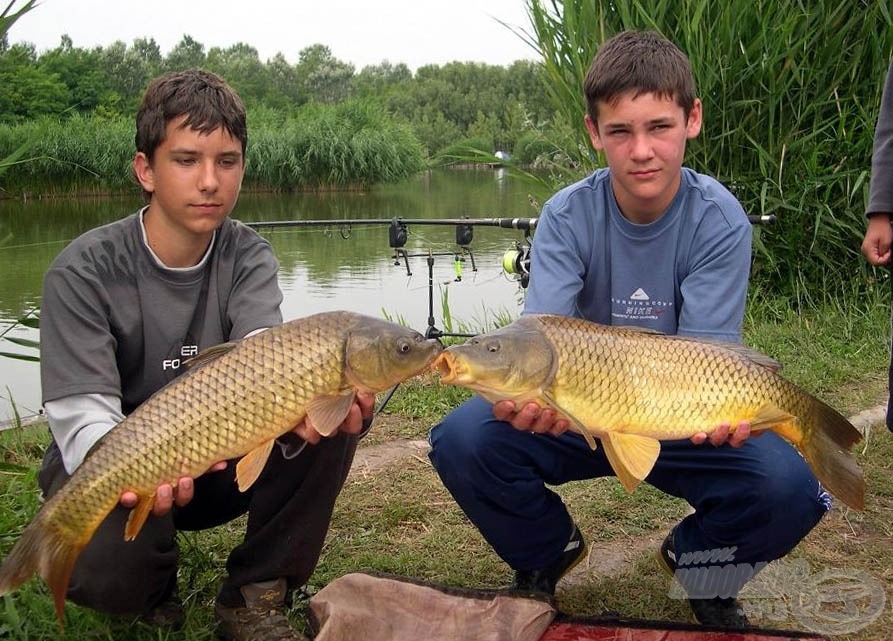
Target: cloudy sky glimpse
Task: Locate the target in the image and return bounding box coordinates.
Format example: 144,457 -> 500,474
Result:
9,0 -> 539,70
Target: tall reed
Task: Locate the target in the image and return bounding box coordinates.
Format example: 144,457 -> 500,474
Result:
523,0 -> 893,299
0,101 -> 424,197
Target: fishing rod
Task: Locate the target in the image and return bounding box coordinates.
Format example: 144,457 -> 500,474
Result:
247,213 -> 774,339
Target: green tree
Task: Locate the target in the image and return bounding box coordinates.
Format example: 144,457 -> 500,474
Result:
164,34 -> 206,71
37,36 -> 107,112
206,42 -> 269,106
296,44 -> 355,104
353,60 -> 412,97
0,43 -> 69,121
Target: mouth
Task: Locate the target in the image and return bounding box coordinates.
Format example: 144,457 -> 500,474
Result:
432,352 -> 460,384
191,203 -> 223,211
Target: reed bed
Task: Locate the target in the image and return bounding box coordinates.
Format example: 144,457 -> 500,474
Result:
0,101 -> 424,197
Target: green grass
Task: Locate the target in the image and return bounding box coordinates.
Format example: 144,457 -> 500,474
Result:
1,290 -> 891,639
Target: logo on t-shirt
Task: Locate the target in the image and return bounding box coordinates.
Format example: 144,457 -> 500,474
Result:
611,288 -> 672,323
162,343 -> 198,371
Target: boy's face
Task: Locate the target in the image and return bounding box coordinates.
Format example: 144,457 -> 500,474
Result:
585,91 -> 701,224
134,116 -> 245,241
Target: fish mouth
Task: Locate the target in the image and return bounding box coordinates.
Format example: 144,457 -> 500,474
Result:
432,351 -> 462,384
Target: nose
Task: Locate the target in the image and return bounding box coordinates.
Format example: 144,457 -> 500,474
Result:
629,132 -> 653,161
197,159 -> 219,192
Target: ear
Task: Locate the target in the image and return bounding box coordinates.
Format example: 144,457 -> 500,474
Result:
584,114 -> 604,152
685,99 -> 703,139
133,152 -> 155,194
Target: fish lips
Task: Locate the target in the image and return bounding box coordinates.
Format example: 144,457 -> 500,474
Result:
432,351 -> 464,384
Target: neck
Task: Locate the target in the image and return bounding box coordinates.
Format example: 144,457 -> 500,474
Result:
142,207 -> 213,268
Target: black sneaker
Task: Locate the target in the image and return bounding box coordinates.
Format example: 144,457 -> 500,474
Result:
510,525 -> 586,595
658,527 -> 749,629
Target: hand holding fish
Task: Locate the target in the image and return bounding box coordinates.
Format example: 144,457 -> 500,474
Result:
493,400 -> 570,436
692,420 -> 753,447
293,392 -> 375,444
120,461 -> 229,516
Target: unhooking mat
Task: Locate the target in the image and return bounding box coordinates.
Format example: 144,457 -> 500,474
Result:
308,572 -> 829,641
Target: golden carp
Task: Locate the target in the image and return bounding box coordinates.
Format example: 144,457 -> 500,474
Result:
434,314 -> 864,511
0,311 -> 442,622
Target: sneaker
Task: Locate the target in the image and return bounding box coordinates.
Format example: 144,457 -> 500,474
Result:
658,527 -> 749,629
215,578 -> 309,641
139,591 -> 185,630
510,524 -> 586,595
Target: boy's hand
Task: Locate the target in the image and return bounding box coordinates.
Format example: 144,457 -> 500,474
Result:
862,214 -> 893,266
493,400 -> 570,437
120,461 -> 228,516
690,420 -> 752,447
291,392 -> 376,444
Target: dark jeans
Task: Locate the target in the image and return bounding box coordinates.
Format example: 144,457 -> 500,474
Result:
429,396 -> 830,597
39,431 -> 358,614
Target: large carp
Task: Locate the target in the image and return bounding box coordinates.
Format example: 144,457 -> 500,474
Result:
434,314 -> 864,511
0,311 -> 442,621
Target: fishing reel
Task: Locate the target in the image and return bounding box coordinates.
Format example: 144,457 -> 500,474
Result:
502,242 -> 531,288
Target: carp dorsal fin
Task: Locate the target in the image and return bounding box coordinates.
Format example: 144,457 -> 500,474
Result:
123,493 -> 156,541
308,390 -> 357,436
600,432 -> 661,493
541,391 -> 598,451
236,439 -> 275,492
183,341 -> 239,370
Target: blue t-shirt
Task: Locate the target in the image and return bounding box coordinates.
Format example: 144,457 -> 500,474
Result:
524,167 -> 751,343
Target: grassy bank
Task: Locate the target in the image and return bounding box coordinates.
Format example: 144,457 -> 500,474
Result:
0,101 -> 424,198
0,287 -> 890,639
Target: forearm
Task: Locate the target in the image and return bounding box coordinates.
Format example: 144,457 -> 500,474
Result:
45,393 -> 124,474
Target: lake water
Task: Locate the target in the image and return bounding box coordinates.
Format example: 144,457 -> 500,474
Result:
0,169 -> 540,423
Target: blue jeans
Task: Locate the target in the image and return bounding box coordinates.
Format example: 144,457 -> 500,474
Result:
429,396 -> 829,594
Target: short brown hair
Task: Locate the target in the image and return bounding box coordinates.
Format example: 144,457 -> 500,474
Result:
135,69 -> 248,160
583,30 -> 696,124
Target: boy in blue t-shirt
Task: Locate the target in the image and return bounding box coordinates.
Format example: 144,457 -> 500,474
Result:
429,30 -> 828,629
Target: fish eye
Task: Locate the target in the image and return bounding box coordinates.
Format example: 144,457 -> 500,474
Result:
486,340 -> 500,353
397,339 -> 411,354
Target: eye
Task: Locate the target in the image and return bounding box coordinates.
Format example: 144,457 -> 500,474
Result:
486,340 -> 500,353
397,339 -> 411,354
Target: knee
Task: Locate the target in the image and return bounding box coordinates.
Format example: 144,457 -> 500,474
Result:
760,465 -> 829,531
428,398 -> 503,477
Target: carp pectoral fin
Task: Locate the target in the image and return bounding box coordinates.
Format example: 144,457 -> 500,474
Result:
541,392 -> 597,450
236,439 -> 276,492
308,390 -> 357,436
749,404 -> 797,433
567,417 -> 598,450
124,494 -> 156,541
601,432 -> 661,493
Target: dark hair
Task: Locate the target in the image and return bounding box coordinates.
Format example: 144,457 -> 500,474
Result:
583,30 -> 696,124
135,69 -> 247,160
